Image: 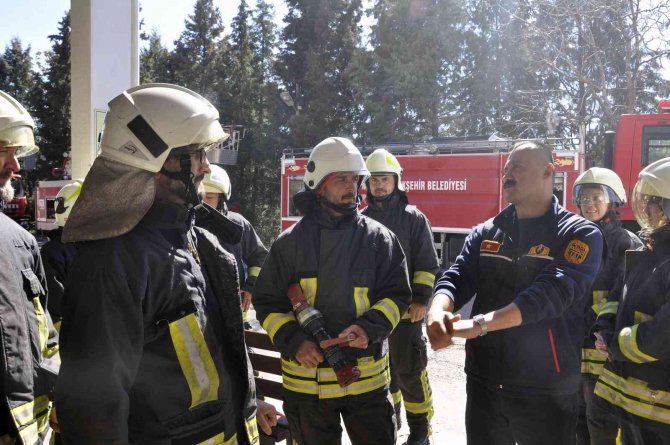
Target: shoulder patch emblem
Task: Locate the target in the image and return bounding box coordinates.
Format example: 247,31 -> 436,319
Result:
528,244 -> 550,256
564,239 -> 590,264
481,240 -> 501,253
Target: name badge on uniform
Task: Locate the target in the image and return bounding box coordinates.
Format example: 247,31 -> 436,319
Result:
481,240 -> 501,253
564,239 -> 589,264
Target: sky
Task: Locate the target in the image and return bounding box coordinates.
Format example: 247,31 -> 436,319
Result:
0,0 -> 287,57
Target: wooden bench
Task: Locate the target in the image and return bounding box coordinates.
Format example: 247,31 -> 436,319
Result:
245,330 -> 291,444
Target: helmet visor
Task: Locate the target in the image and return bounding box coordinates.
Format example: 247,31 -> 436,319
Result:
0,126 -> 38,158
573,184 -> 622,207
632,179 -> 670,233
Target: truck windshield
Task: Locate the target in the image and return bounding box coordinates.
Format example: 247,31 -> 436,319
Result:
642,125 -> 670,167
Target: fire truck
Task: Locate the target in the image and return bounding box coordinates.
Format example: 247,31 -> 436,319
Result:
280,103 -> 670,266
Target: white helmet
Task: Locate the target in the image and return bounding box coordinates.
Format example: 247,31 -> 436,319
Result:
304,137 -> 369,191
99,83 -> 228,172
632,157 -> 670,233
54,180 -> 83,227
366,148 -> 405,191
573,167 -> 627,207
0,90 -> 39,157
202,164 -> 231,200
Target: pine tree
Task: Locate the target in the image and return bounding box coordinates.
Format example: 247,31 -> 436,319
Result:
140,29 -> 171,84
0,38 -> 36,108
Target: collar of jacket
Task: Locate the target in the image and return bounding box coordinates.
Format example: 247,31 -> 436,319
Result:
313,205 -> 358,229
140,200 -> 193,232
366,190 -> 408,210
194,201 -> 243,244
493,195 -> 561,240
597,209 -> 622,232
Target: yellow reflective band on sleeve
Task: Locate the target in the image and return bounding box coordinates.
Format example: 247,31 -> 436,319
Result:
413,271 -> 436,288
598,301 -> 619,316
299,278 -> 318,305
32,298 -> 49,358
262,312 -> 297,342
353,287 -> 370,317
591,290 -> 609,314
595,368 -> 670,425
53,320 -> 62,333
634,311 -> 653,324
10,395 -> 49,428
370,298 -> 401,329
169,314 -> 220,408
245,416 -> 259,445
248,266 -> 261,278
581,348 -> 607,375
391,390 -> 402,405
618,325 -> 658,364
196,432 -> 238,445
15,412 -> 49,445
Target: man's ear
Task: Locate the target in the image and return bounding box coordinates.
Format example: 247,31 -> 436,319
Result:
544,162 -> 555,178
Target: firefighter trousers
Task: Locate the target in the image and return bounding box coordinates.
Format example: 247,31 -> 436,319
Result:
389,320 -> 433,435
576,375 -> 618,445
465,377 -> 579,445
282,388 -> 396,445
619,420 -> 670,445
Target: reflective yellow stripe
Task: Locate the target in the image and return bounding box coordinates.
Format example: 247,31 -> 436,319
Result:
300,278 -> 318,305
15,411 -> 49,445
11,395 -> 50,428
404,370 -> 433,415
582,348 -> 608,361
595,368 -> 670,424
32,297 -> 49,357
353,287 -> 370,317
282,355 -> 391,398
248,266 -> 261,278
599,301 -> 618,316
591,290 -> 609,313
618,325 -> 658,363
391,390 -> 402,405
169,314 -> 220,408
196,432 -> 238,445
245,416 -> 259,445
634,311 -> 653,324
262,312 -> 297,342
581,361 -> 605,375
370,298 -> 401,329
53,320 -> 62,333
401,312 -> 411,320
413,271 -> 435,288
581,348 -> 607,375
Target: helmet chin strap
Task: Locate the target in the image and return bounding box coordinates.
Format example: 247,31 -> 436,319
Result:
159,153 -> 201,208
319,194 -> 361,216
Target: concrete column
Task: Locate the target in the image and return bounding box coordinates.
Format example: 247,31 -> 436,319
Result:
70,0 -> 139,179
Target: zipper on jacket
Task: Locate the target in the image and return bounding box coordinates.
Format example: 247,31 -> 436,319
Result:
548,328 -> 561,373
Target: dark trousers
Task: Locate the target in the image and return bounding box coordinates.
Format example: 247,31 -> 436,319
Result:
283,388 -> 396,445
389,320 -> 433,435
619,420 -> 670,445
465,377 -> 579,445
576,376 -> 618,445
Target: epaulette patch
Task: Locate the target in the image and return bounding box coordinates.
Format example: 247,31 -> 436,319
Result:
528,244 -> 550,256
481,240 -> 501,253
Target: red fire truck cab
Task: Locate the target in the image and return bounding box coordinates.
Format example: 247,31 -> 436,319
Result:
280,104 -> 670,266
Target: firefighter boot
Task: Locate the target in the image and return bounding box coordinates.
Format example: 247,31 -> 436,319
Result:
404,432 -> 430,445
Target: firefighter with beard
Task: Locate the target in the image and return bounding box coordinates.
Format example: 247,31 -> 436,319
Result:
253,137 -> 412,445
592,158 -> 670,444
55,84 -> 258,444
40,179 -> 82,330
200,165 -> 268,325
572,168 -> 642,445
362,149 -> 438,445
0,90 -> 60,444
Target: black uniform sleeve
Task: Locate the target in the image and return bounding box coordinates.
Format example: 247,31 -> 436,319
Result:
409,211 -> 439,306
40,242 -> 67,322
56,248 -> 143,444
239,217 -> 268,292
609,296 -> 670,363
514,222 -> 604,325
433,225 -> 483,311
253,234 -> 309,358
33,238 -> 60,383
354,230 -> 412,343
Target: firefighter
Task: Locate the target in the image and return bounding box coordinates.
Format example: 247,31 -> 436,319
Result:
0,90 -> 60,444
200,164 -> 268,324
54,84 -> 258,444
427,141 -> 604,445
362,148 -> 438,445
253,137 -> 412,445
40,179 -> 82,330
572,168 -> 642,445
592,157 -> 670,444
